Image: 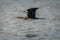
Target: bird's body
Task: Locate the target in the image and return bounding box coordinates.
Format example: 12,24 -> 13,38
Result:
27,8 -> 39,19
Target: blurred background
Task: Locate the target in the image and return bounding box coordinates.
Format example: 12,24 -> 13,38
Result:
0,0 -> 60,40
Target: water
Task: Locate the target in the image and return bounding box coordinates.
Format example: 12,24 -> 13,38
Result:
0,0 -> 60,40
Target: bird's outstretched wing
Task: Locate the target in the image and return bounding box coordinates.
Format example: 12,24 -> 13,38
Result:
27,8 -> 39,19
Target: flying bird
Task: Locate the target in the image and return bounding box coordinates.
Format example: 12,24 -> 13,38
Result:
16,7 -> 46,20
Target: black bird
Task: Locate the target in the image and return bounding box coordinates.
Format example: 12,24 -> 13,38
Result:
26,8 -> 39,19
16,7 -> 46,20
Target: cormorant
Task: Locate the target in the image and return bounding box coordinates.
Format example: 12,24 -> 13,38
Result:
16,7 -> 46,20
